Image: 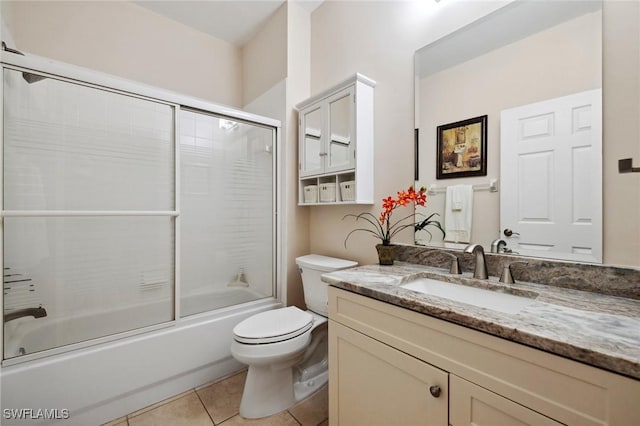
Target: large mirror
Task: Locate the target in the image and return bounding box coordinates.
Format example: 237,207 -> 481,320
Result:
414,0 -> 603,263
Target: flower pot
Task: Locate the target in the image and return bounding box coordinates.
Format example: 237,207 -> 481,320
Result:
376,244 -> 395,266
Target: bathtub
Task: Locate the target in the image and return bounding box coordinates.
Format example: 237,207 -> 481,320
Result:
5,287 -> 268,359
1,287 -> 280,425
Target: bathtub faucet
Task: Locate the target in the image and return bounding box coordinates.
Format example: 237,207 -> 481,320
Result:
4,306 -> 47,323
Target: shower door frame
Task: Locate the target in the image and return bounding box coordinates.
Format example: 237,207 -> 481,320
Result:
0,50 -> 282,365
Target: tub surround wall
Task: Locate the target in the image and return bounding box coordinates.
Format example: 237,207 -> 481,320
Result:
395,244 -> 640,300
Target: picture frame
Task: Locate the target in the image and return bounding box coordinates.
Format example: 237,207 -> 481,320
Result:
414,128 -> 419,181
436,115 -> 487,179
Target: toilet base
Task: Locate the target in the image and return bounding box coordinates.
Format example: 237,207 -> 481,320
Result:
237,324 -> 329,419
294,368 -> 328,401
239,364 -> 296,419
293,328 -> 329,401
239,363 -> 329,419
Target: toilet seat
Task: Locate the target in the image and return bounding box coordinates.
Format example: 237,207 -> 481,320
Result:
233,306 -> 314,345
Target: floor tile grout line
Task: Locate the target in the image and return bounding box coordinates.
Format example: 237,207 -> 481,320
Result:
126,389 -> 195,420
289,410 -> 304,426
116,367 -> 328,426
196,368 -> 247,391
194,386 -> 217,426
196,370 -> 246,425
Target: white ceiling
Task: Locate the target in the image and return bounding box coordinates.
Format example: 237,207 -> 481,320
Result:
415,0 -> 601,78
134,0 -> 323,47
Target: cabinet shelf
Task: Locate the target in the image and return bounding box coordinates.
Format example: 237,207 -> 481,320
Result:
296,73 -> 375,206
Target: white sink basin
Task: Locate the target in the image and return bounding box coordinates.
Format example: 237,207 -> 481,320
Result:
401,278 -> 536,315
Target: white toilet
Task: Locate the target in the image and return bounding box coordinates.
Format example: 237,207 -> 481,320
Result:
230,254 -> 357,419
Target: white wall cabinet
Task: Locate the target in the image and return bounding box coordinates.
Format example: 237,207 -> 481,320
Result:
329,287 -> 640,426
296,74 -> 375,205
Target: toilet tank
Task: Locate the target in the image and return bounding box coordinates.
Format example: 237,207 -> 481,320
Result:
296,254 -> 357,316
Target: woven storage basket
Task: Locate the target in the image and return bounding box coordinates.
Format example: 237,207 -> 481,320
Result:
340,181 -> 356,201
303,185 -> 318,203
319,183 -> 336,202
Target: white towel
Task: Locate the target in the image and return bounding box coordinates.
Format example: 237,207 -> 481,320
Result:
444,185 -> 474,243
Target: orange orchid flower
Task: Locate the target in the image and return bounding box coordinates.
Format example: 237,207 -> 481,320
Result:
344,185 -> 444,248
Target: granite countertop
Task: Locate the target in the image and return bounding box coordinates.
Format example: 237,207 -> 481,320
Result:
322,262 -> 640,380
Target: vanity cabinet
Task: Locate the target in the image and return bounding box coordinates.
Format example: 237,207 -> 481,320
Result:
330,320 -> 447,425
296,74 -> 375,205
449,375 -> 562,426
328,287 -> 640,426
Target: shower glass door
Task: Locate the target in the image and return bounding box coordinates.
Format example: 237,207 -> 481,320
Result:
179,109 -> 275,317
2,68 -> 176,359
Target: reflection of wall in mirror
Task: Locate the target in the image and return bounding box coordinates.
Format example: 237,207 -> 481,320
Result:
415,10 -> 601,248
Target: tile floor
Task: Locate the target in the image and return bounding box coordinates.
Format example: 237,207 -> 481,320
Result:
103,370 -> 328,426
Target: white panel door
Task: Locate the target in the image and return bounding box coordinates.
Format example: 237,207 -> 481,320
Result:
500,89 -> 602,263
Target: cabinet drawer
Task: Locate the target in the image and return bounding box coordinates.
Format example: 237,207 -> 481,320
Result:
329,287 -> 640,425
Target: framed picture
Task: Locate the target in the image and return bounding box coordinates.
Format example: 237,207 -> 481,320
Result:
414,128 -> 419,181
436,115 -> 487,179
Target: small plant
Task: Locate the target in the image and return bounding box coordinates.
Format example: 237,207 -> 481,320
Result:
344,185 -> 445,247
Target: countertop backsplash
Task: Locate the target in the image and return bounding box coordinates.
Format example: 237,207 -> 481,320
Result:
395,244 -> 640,300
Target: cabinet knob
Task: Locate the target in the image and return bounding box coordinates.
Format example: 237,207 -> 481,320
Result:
429,385 -> 441,398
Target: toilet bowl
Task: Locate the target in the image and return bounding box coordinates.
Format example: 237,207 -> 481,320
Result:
230,254 -> 357,419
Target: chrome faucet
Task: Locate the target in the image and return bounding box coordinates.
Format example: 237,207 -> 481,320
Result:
500,261 -> 529,284
435,251 -> 461,274
4,306 -> 47,323
464,244 -> 489,279
490,238 -> 507,253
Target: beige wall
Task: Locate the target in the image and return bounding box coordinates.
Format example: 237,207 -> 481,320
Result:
309,0 -> 639,268
242,4 -> 287,106
2,0 -> 638,273
2,0 -> 313,307
284,1 -> 312,308
416,11 -> 601,249
308,1 -> 508,266
243,1 -> 312,308
602,0 -> 640,267
309,1 -> 421,266
2,1 -> 242,107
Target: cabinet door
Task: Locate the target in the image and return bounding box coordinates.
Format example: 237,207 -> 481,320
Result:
329,321 -> 448,426
450,375 -> 562,426
326,87 -> 355,173
300,103 -> 324,177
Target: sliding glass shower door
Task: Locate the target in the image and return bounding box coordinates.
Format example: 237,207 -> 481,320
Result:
2,68 -> 176,358
179,109 -> 274,317
2,65 -> 277,360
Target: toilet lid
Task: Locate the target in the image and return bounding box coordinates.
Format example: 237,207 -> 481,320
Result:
233,306 -> 314,344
